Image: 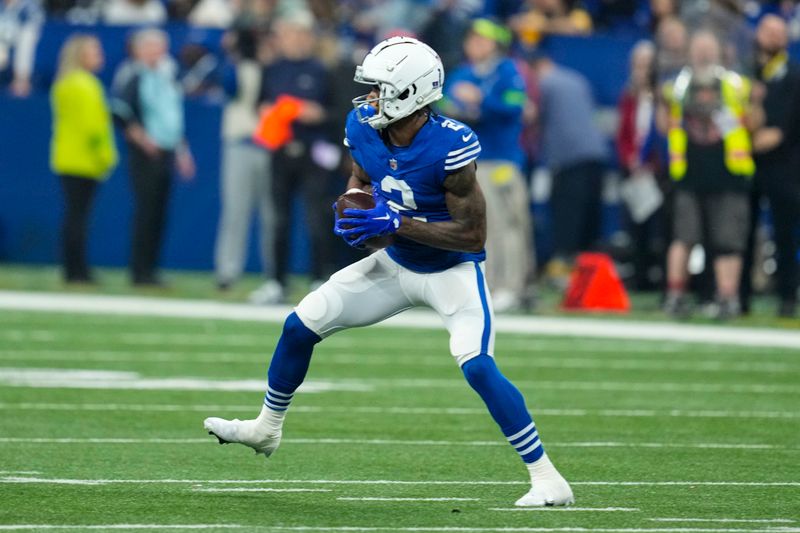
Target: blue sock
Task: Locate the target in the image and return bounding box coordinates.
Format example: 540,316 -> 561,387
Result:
461,354 -> 544,464
264,312 -> 321,412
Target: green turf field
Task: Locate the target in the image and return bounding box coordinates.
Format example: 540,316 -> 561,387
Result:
0,306 -> 799,532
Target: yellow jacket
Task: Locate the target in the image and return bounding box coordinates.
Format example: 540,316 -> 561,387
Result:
664,67 -> 754,181
50,70 -> 118,179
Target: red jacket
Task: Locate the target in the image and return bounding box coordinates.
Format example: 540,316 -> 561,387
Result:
616,89 -> 640,173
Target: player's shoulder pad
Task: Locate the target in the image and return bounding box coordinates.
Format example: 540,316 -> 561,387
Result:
432,114 -> 481,173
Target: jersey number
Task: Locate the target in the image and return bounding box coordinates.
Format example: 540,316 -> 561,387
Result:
440,119 -> 465,132
381,176 -> 427,222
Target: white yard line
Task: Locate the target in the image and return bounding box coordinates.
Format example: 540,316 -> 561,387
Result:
490,507 -> 639,512
0,332 -> 782,355
0,368 -> 372,393
192,488 -> 331,493
3,290 -> 800,349
0,437 -> 786,450
0,402 -> 796,420
0,526 -> 244,531
0,368 -> 795,395
6,335 -> 792,359
365,378 -> 800,395
1,526 -> 798,533
572,481 -> 800,486
0,477 -> 107,485
1,349 -> 795,375
0,438 -> 213,444
337,497 -> 479,502
1,477 -> 799,487
650,519 -> 795,524
208,527 -> 800,532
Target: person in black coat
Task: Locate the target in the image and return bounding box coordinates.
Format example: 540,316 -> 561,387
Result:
742,15 -> 800,317
258,11 -> 337,295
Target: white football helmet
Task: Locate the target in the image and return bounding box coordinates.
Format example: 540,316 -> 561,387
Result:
352,36 -> 444,129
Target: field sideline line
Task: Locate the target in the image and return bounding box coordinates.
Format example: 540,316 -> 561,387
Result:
3,290 -> 800,349
0,437 -> 789,450
1,402 -> 796,420
2,477 -> 799,487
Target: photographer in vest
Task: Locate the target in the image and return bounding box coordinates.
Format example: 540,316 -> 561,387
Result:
659,30 -> 763,319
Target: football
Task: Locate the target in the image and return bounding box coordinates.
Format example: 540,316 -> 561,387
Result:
335,189 -> 395,249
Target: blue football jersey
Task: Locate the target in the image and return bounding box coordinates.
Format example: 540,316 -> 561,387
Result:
344,109 -> 486,273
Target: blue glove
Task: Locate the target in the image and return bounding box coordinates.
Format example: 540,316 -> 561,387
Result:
335,196 -> 402,248
332,201 -> 365,249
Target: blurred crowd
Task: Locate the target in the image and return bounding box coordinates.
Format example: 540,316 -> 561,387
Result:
5,0 -> 800,319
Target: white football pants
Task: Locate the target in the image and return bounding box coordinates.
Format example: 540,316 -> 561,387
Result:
294,250 -> 496,366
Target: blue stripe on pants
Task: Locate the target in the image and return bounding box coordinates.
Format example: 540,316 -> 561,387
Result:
474,262 -> 491,355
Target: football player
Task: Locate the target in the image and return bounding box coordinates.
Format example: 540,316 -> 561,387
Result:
204,36 -> 574,507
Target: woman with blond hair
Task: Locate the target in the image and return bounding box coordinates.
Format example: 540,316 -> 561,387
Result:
50,34 -> 117,284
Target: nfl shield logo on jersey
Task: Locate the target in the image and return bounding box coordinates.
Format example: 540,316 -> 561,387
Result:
389,158 -> 398,171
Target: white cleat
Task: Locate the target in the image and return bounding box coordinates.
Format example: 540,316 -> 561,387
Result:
515,452 -> 575,507
203,416 -> 282,458
514,476 -> 575,507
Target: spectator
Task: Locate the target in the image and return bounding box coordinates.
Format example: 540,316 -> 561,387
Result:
259,11 -> 337,299
518,54 -> 541,171
0,0 -> 43,97
654,16 -> 687,83
188,0 -> 235,28
63,0 -> 104,25
509,0 -> 593,49
588,0 -> 641,30
647,0 -> 677,33
326,36 -> 371,270
618,41 -> 658,174
680,0 -> 752,69
50,34 -> 118,284
104,0 -> 167,25
659,30 -> 762,319
178,39 -> 223,99
616,40 -> 666,290
741,15 -> 800,317
345,0 -> 434,40
441,18 -> 533,312
230,0 -> 274,37
779,1 -> 800,42
112,28 -> 196,287
529,52 -> 608,283
214,31 -> 280,300
420,0 -> 481,72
